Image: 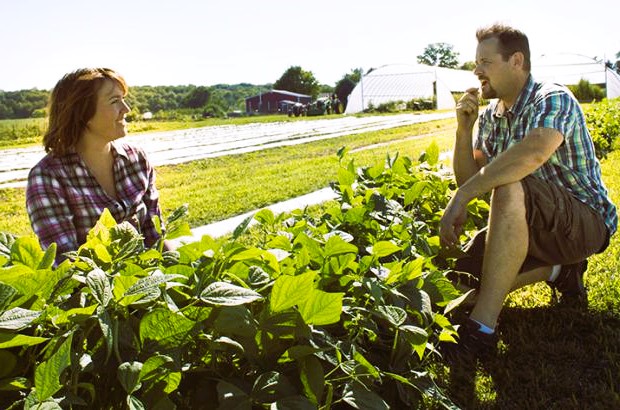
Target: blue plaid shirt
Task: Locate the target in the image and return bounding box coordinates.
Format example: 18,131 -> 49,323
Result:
475,75 -> 617,235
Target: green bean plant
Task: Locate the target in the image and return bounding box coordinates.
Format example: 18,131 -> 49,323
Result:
0,143 -> 488,409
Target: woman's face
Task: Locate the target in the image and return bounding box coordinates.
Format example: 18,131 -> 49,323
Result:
85,79 -> 130,143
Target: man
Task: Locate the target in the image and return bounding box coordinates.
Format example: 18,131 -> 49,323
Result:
439,24 -> 617,358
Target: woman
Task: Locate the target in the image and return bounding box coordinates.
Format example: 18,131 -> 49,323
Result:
26,68 -> 165,262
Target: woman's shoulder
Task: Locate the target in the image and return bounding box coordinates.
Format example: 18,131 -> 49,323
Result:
30,152 -> 78,175
113,141 -> 148,159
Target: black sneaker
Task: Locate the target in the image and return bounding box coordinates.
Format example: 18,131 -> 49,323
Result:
443,318 -> 498,364
547,260 -> 588,306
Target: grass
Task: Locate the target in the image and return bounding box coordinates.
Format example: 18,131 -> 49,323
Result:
0,118 -> 456,236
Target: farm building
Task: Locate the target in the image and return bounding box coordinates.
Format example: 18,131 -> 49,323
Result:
245,90 -> 312,114
344,64 -> 478,114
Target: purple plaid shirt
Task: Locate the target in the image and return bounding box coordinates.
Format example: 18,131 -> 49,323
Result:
26,142 -> 163,259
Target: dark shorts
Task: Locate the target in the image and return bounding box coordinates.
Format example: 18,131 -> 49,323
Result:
454,175 -> 609,278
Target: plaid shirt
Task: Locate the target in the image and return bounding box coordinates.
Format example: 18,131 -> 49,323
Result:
475,75 -> 617,235
26,142 -> 163,259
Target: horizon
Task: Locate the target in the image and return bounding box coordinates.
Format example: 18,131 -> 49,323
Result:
1,0 -> 618,92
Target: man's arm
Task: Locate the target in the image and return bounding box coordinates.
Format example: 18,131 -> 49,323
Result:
439,127 -> 563,246
457,127 -> 563,200
453,88 -> 486,185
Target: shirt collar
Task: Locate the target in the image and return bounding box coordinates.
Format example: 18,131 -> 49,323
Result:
111,141 -> 129,159
494,74 -> 536,119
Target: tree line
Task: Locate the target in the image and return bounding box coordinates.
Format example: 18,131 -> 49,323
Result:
0,43 -> 488,120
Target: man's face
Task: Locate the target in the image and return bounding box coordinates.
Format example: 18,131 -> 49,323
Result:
474,38 -> 514,100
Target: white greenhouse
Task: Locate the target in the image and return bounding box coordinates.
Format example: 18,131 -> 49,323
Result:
344,64 -> 478,114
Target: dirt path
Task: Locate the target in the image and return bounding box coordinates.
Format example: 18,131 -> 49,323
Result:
0,112 -> 453,188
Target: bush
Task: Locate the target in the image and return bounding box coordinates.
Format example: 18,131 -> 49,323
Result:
569,79 -> 605,102
584,98 -> 620,158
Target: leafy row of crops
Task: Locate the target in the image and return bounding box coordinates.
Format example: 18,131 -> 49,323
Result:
0,144 -> 490,409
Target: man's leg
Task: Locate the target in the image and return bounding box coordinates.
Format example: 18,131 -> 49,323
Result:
469,181 -> 528,329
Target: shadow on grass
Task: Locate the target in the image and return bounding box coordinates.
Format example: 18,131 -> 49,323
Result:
444,304 -> 620,409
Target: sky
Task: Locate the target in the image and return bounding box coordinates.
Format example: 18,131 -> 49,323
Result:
1,0 -> 618,91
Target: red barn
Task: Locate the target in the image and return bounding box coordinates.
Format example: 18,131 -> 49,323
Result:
245,89 -> 312,114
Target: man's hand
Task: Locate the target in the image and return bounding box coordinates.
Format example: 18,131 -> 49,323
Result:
456,87 -> 480,131
439,192 -> 469,248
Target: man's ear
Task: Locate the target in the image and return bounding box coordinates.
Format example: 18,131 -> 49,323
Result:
511,52 -> 525,69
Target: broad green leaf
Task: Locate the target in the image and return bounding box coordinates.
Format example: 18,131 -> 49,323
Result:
127,395 -> 145,410
140,308 -> 195,349
293,233 -> 323,265
278,345 -> 323,364
139,355 -> 174,382
254,208 -> 275,226
0,232 -> 16,260
0,265 -> 67,307
232,214 -> 254,241
0,332 -> 48,348
124,270 -> 173,296
443,288 -> 476,315
118,361 -> 143,394
0,376 -> 30,391
97,306 -> 114,361
35,332 -> 73,401
342,382 -> 389,410
323,235 -> 358,259
353,350 -> 380,379
164,220 -> 193,240
37,243 -> 56,270
251,371 -> 298,404
200,282 -> 263,306
0,283 -> 17,311
338,166 -> 356,187
297,290 -> 343,325
51,305 -> 97,326
138,249 -> 162,261
214,306 -> 257,338
10,236 -> 44,270
270,271 -> 316,312
160,371 -> 181,394
299,355 -> 324,405
86,268 -> 112,307
81,210 -> 116,251
423,141 -> 440,165
368,241 -> 401,258
0,307 -> 42,330
374,305 -> 407,327
400,324 -> 429,359
404,181 -> 428,206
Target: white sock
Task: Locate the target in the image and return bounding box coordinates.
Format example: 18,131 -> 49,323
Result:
548,264 -> 561,282
471,319 -> 495,334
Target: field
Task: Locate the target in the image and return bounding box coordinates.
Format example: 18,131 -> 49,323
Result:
0,110 -> 618,408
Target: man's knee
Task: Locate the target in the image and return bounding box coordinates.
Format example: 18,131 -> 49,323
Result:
490,181 -> 525,211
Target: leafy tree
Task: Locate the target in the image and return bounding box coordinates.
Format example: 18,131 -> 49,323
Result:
460,61 -> 476,71
417,43 -> 460,68
273,66 -> 320,99
183,86 -> 211,109
335,68 -> 363,109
